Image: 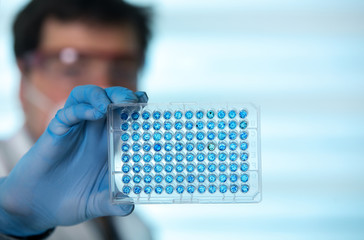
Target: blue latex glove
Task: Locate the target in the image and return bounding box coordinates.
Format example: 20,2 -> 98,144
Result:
0,85 -> 148,237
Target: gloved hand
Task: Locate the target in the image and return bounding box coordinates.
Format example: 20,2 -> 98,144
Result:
0,85 -> 148,237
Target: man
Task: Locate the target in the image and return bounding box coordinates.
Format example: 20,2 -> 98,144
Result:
0,0 -> 153,239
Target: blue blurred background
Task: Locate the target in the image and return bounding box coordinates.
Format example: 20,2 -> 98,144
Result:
1,0 -> 364,239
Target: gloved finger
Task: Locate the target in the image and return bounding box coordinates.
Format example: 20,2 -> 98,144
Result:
104,86 -> 138,104
135,91 -> 148,103
87,189 -> 134,218
47,103 -> 104,136
64,85 -> 110,114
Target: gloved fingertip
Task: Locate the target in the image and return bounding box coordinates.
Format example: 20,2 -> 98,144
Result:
105,87 -> 140,104
93,109 -> 105,119
90,190 -> 135,218
123,94 -> 139,103
119,204 -> 134,217
135,91 -> 148,103
97,103 -> 107,114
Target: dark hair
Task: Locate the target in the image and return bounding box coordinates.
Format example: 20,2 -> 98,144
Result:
13,0 -> 152,59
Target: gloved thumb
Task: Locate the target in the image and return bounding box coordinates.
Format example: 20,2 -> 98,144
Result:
87,190 -> 134,219
135,91 -> 148,103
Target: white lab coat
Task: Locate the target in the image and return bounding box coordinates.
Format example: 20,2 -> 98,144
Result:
0,128 -> 152,240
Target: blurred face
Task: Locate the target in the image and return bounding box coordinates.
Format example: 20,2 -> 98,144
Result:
19,17 -> 142,140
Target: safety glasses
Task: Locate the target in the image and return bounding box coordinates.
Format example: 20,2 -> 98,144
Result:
23,47 -> 140,86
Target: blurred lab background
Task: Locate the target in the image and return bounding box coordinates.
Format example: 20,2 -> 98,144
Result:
1,0 -> 364,239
